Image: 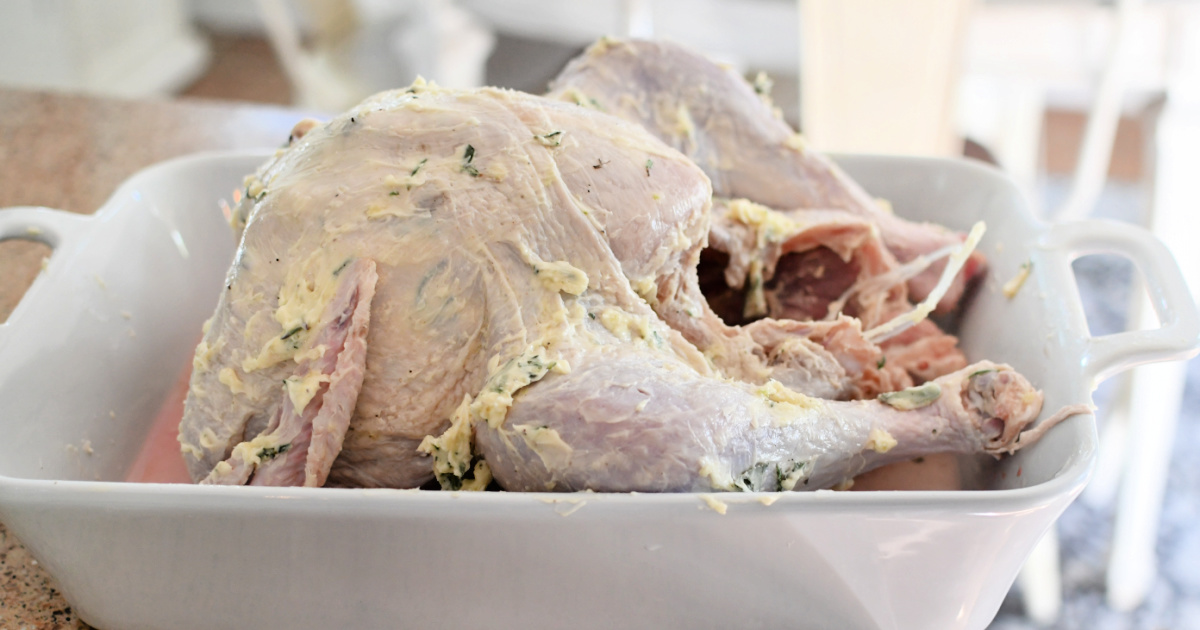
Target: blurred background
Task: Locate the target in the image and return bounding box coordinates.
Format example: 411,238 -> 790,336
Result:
0,1 -> 1197,628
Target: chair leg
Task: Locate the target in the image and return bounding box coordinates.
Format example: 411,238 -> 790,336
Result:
1107,358 -> 1189,610
1054,0 -> 1145,222
1018,528 -> 1063,625
1081,265 -> 1151,510
1081,369 -> 1132,508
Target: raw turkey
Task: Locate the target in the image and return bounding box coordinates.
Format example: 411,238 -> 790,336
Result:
178,63 -> 1078,493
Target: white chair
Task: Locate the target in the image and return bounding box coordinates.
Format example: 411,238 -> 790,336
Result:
799,0 -> 974,157
1099,11 -> 1200,610
0,0 -> 209,97
255,0 -> 495,112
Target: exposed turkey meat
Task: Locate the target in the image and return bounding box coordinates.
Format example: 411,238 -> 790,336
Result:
703,199 -> 968,383
178,80 -> 1067,493
705,200 -> 904,327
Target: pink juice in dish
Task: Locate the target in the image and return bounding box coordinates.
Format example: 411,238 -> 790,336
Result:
125,363 -> 193,484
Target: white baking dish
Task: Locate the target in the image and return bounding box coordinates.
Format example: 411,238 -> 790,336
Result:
0,151 -> 1195,630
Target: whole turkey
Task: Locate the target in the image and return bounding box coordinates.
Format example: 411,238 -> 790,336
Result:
178,45 -> 1080,493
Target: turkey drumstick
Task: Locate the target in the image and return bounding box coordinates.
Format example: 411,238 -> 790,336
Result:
479,353 -> 1049,493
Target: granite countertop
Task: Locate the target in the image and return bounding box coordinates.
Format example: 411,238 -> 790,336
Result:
0,87 -> 309,630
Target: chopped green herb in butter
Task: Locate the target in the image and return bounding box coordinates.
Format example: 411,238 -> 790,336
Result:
878,382 -> 942,411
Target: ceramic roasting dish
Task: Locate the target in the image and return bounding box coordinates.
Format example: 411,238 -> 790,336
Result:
0,151 -> 1196,630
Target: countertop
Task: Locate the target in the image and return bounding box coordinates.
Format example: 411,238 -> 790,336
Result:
0,87 -> 310,630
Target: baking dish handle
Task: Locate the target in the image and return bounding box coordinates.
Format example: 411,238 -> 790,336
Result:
0,206 -> 96,337
1041,219 -> 1200,385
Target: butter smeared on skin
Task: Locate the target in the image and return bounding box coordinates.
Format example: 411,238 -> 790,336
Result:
192,339 -> 222,373
513,424 -> 574,471
387,168 -> 428,192
275,258 -> 350,334
878,382 -> 942,411
631,276 -> 658,305
699,457 -> 735,491
178,429 -> 204,460
599,308 -> 638,341
229,433 -> 291,470
866,427 -> 898,453
474,345 -> 564,428
756,379 -> 822,427
671,103 -> 696,141
421,344 -> 566,490
242,326 -> 305,373
777,460 -> 811,491
459,461 -> 493,491
558,86 -> 603,111
243,174 -> 267,202
199,427 -> 219,450
418,396 -> 478,489
533,260 -> 589,295
218,367 -> 247,395
294,344 -> 328,363
519,244 -> 589,296
597,308 -> 667,349
243,255 -> 350,372
783,132 -> 807,153
284,369 -> 332,411
725,198 -> 805,246
484,160 -> 508,181
534,130 -> 564,148
756,379 -> 819,409
586,35 -> 621,58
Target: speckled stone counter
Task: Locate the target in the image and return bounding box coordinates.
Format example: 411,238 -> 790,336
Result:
0,87 -> 308,630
